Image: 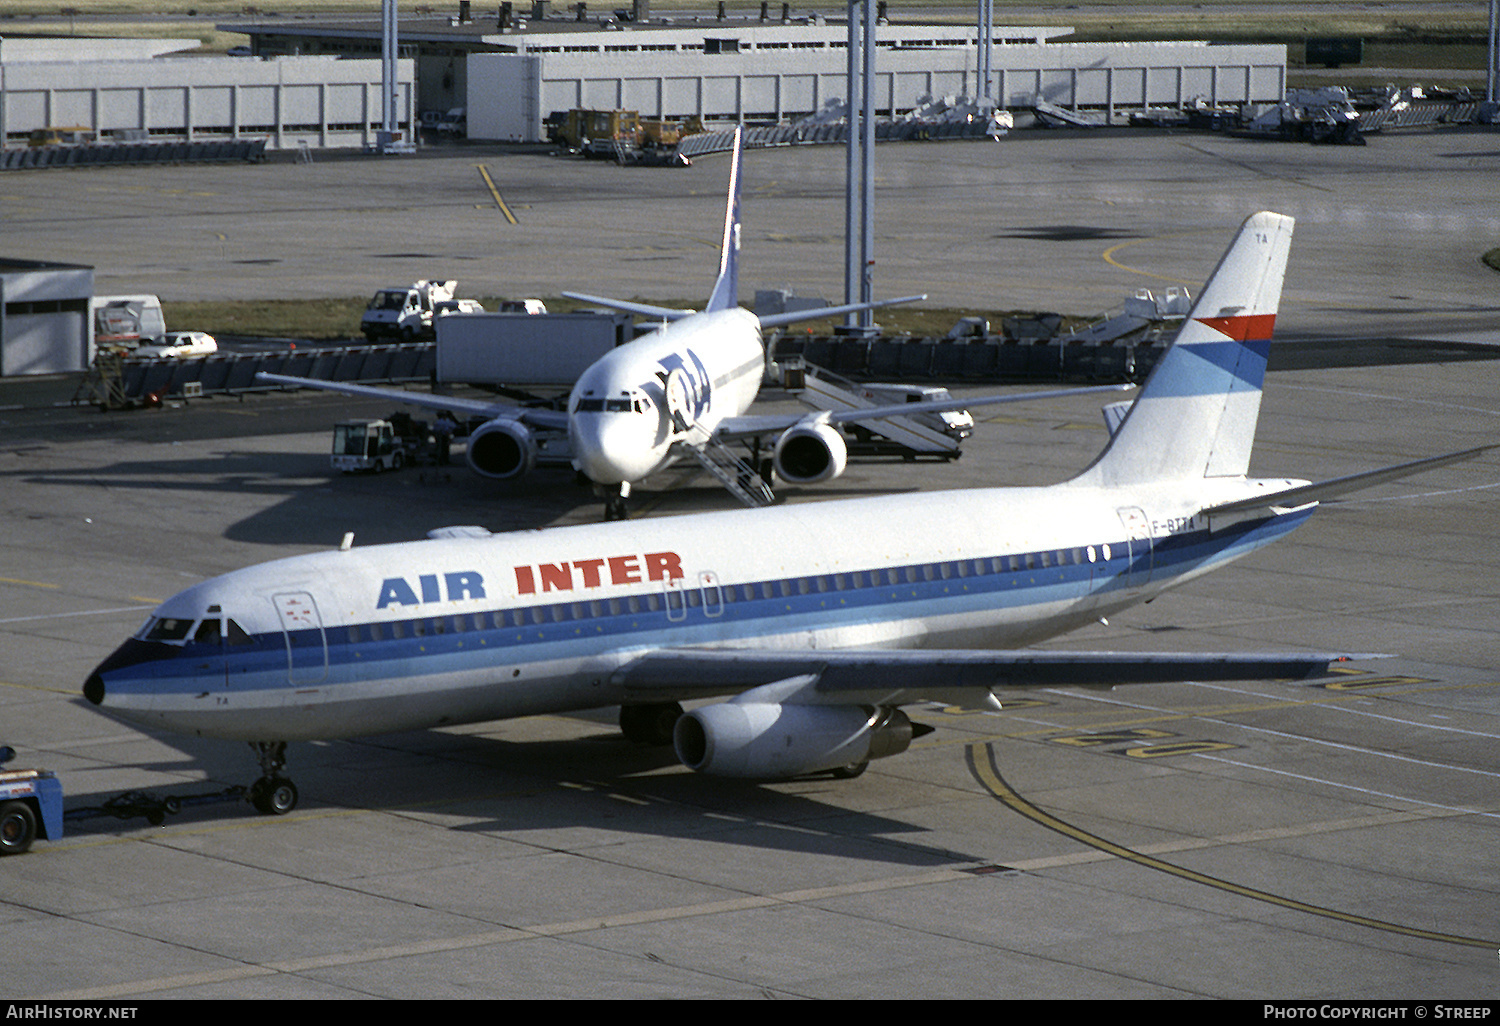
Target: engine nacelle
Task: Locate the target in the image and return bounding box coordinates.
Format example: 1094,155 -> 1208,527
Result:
673,702 -> 916,779
772,421 -> 848,485
465,418 -> 537,480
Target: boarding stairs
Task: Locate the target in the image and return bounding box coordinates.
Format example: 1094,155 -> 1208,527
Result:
676,439 -> 776,508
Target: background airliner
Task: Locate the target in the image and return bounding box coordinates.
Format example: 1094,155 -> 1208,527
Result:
260,129 -> 1126,519
86,211 -> 1488,816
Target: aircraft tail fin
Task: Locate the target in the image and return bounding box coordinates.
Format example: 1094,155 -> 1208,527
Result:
1074,211 -> 1294,488
704,126 -> 744,314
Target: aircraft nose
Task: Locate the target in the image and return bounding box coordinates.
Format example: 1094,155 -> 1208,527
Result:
572,415 -> 660,484
83,674 -> 105,706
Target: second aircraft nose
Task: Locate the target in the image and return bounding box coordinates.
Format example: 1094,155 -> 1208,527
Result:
570,409 -> 663,484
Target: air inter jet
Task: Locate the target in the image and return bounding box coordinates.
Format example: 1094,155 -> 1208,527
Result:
86,211 -> 1489,815
258,129 -> 1126,519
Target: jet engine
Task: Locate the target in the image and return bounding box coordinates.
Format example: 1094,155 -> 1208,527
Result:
465,419 -> 537,479
771,421 -> 848,485
673,702 -> 920,778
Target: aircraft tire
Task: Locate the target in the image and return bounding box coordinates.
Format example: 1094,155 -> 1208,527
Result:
0,800 -> 37,855
251,777 -> 299,816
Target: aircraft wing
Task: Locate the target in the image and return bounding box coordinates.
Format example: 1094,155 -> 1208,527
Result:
614,647 -> 1368,707
561,292 -> 696,322
757,294 -> 928,330
1201,443 -> 1497,522
559,292 -> 930,328
254,372 -> 570,431
712,383 -> 1135,443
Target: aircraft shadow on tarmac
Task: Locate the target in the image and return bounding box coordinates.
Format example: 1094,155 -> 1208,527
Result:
68,717 -> 981,870
11,442 -> 932,548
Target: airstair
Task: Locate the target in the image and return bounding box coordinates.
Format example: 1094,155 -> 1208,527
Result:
73,350 -> 130,410
676,439 -> 776,508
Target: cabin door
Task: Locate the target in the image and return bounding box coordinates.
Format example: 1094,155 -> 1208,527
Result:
273,591 -> 329,685
1115,507 -> 1155,590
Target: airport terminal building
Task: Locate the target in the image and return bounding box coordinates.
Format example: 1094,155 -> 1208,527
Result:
226,8 -> 1286,142
0,7 -> 1284,151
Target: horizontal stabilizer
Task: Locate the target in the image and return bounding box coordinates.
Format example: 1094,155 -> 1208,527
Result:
1202,443 -> 1497,519
615,648 -> 1374,705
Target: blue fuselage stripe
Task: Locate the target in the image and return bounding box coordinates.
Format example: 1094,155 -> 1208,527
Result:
106,510 -> 1312,695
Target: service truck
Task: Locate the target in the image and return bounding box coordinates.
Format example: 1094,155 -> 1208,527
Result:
92,294 -> 166,349
332,419 -> 409,473
0,746 -> 63,856
360,280 -> 457,341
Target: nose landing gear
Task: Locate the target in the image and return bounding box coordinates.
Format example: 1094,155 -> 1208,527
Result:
248,741 -> 298,816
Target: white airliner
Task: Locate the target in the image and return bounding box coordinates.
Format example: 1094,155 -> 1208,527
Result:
258,129 -> 1126,519
86,211 -> 1488,815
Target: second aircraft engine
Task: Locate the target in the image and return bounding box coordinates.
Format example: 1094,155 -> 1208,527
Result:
465,419 -> 538,479
771,421 -> 848,485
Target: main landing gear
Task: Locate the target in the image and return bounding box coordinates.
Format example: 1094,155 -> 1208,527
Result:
619,702 -> 683,746
247,741 -> 298,816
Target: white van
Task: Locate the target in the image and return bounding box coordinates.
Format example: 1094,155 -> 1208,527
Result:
857,384 -> 974,439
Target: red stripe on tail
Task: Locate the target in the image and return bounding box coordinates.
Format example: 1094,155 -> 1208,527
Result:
1195,313 -> 1277,341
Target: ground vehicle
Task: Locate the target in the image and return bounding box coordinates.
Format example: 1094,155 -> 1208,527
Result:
29,126 -> 95,147
550,109 -> 701,160
92,294 -> 166,349
434,299 -> 486,317
134,331 -> 218,359
360,280 -> 457,341
497,298 -> 547,315
856,384 -> 975,439
0,747 -> 63,855
332,419 -> 408,472
435,107 -> 466,136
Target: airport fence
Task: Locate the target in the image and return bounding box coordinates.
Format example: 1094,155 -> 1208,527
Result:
679,118 -> 1001,158
99,342 -> 434,405
1,139 -> 267,171
91,334 -> 1155,407
774,334 -> 1164,384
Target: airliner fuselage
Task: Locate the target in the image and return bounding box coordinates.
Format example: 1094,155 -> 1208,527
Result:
84,477 -> 1310,743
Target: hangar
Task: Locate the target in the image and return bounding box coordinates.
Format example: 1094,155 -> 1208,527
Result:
0,259 -> 93,377
223,5 -> 1286,143
0,36 -> 415,151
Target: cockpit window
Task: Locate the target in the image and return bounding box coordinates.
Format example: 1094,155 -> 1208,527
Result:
193,619 -> 221,645
143,617 -> 193,643
226,619 -> 252,645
